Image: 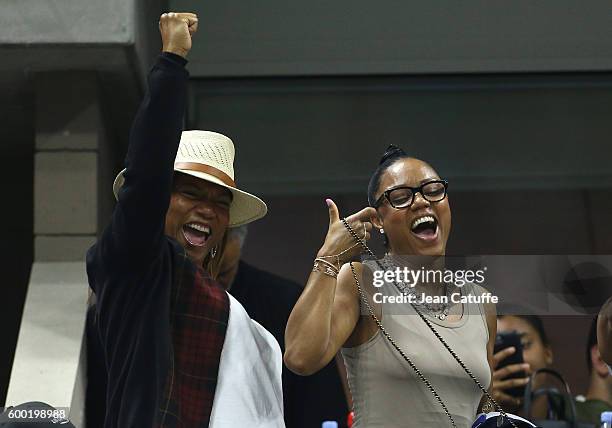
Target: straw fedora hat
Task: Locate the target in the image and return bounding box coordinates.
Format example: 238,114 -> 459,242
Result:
112,130 -> 267,227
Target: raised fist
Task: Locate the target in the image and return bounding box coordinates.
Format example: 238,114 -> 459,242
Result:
159,12 -> 198,58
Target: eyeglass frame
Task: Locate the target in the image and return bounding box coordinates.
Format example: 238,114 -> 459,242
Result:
372,179 -> 449,209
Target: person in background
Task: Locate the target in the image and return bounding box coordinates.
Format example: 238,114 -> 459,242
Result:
493,315 -> 553,417
216,226 -> 350,428
575,316 -> 612,426
599,297 -> 612,366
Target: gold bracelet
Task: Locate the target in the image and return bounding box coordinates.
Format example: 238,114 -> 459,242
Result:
316,254 -> 341,271
317,240 -> 361,269
314,258 -> 340,274
313,259 -> 338,278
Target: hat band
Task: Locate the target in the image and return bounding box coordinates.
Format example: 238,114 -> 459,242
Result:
174,162 -> 236,188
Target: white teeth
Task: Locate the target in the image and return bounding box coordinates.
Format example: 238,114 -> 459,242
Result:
411,215 -> 436,231
186,223 -> 210,234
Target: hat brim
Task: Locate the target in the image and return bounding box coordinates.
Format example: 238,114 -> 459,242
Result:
112,168 -> 267,227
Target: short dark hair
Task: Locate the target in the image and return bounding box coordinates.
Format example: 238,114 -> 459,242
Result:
367,145 -> 410,207
499,315 -> 550,347
367,145 -> 411,249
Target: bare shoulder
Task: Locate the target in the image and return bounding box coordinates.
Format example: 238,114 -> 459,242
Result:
337,261 -> 380,347
337,261 -> 379,298
337,260 -> 362,286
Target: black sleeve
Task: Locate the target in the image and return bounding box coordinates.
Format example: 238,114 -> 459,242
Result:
89,53 -> 189,284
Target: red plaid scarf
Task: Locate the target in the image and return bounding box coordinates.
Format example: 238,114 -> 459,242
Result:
158,255 -> 230,427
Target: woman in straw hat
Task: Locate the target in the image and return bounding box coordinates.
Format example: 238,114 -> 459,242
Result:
86,12 -> 283,428
285,146 -> 497,427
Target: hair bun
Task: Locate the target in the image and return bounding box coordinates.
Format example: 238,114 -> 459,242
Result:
379,144 -> 407,165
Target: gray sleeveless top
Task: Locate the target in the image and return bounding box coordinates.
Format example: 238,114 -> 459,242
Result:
341,267 -> 491,428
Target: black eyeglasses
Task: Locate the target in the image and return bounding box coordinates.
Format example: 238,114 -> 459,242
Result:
373,179 -> 448,209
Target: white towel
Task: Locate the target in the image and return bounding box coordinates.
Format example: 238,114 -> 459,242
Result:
209,294 -> 285,428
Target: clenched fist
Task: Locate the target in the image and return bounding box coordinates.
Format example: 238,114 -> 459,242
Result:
159,12 -> 198,58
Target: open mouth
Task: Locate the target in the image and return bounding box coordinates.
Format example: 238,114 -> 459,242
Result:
182,222 -> 211,247
410,215 -> 438,241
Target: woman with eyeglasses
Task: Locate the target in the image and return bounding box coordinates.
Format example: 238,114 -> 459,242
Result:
285,145 -> 496,427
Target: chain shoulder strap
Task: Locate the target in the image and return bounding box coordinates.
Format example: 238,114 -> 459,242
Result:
347,261 -> 458,428
340,218 -> 516,428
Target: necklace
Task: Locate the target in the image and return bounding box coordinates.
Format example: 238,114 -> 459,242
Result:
398,280 -> 451,320
381,256 -> 452,320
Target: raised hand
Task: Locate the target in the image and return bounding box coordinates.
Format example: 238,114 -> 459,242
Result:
317,199 -> 376,267
159,12 -> 199,58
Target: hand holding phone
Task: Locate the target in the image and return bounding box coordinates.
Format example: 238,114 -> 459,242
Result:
491,331 -> 531,410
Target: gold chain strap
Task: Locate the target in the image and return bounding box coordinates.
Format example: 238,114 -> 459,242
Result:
347,261 -> 458,428
340,217 -> 517,428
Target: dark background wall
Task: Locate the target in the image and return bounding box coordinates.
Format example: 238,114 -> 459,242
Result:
187,75 -> 612,195
172,0 -> 612,77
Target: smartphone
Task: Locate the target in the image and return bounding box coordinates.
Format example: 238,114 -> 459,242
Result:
493,331 -> 526,398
